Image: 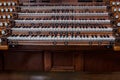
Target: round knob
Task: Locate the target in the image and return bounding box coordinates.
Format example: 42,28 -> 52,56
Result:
3,15 -> 6,19
115,15 -> 119,19
3,2 -> 7,6
1,8 -> 4,12
4,22 -> 8,26
114,8 -> 117,12
9,8 -> 13,12
0,22 -> 3,26
112,2 -> 115,5
1,30 -> 5,35
117,23 -> 120,26
5,8 -> 8,12
12,2 -> 15,6
7,2 -> 11,6
7,15 -> 10,19
117,2 -> 120,6
0,2 -> 2,6
118,8 -> 120,12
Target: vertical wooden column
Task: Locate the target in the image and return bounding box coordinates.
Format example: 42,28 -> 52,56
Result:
74,52 -> 83,71
44,51 -> 51,71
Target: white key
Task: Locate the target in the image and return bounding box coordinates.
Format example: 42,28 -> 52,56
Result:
28,36 -> 31,40
16,36 -> 20,40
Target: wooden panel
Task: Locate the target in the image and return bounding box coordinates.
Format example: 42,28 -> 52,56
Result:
84,51 -> 120,72
0,50 -> 120,72
44,51 -> 51,71
112,53 -> 120,71
74,53 -> 83,71
52,52 -> 73,66
4,51 -> 43,71
0,53 -> 3,71
51,52 -> 74,71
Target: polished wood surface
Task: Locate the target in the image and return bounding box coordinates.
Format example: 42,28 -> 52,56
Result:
0,50 -> 120,72
0,45 -> 8,50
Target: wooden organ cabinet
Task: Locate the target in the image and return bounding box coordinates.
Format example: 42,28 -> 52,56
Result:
0,0 -> 120,72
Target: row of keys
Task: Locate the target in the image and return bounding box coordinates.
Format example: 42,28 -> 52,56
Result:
21,6 -> 107,10
7,35 -> 115,41
21,10 -> 105,13
14,25 -> 109,28
0,8 -> 14,12
21,4 -> 105,6
0,2 -> 16,6
9,34 -> 112,39
18,18 -> 107,20
11,27 -> 113,32
18,13 -> 108,16
15,20 -> 110,24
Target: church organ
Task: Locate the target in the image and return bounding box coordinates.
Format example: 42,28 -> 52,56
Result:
0,0 -> 120,72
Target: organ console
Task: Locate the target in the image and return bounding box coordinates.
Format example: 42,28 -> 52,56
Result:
1,0 -> 120,72
0,0 -> 120,50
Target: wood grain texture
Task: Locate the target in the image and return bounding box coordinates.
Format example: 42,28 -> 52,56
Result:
4,51 -> 43,71
44,51 -> 51,71
74,53 -> 83,71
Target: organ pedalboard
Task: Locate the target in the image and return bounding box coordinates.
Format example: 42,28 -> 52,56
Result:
0,0 -> 120,51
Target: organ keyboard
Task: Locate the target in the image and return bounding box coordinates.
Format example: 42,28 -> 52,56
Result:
0,0 -> 120,51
